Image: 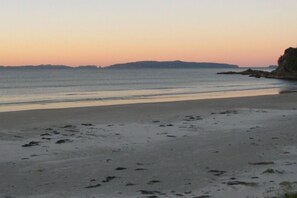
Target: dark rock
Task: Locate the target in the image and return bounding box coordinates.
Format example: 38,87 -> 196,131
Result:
139,190 -> 163,195
167,135 -> 177,138
22,141 -> 40,147
226,181 -> 257,186
218,47 -> 297,80
208,170 -> 227,176
115,167 -> 127,171
41,137 -> 51,140
152,120 -> 160,123
85,183 -> 101,189
81,123 -> 93,126
126,183 -> 135,186
219,110 -> 238,115
102,176 -> 118,183
248,161 -> 274,165
61,125 -> 73,128
218,69 -> 270,78
55,139 -> 72,144
40,133 -> 51,136
147,180 -> 161,185
135,168 -> 147,171
51,131 -> 60,135
275,47 -> 297,76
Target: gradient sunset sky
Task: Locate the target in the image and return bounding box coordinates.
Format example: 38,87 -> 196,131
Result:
0,0 -> 296,67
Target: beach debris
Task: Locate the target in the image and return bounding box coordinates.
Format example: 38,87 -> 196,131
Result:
208,170 -> 227,176
61,125 -> 73,128
85,183 -> 101,189
51,131 -> 60,135
184,115 -> 202,121
248,162 -> 275,165
167,135 -> 177,138
219,110 -> 238,115
226,181 -> 257,186
139,190 -> 164,195
81,123 -> 93,126
42,137 -> 51,140
40,133 -> 51,136
55,139 -> 72,144
262,169 -> 284,174
279,181 -> 297,190
251,176 -> 259,179
22,141 -> 40,147
102,176 -> 118,183
115,167 -> 127,171
135,168 -> 147,171
147,180 -> 161,185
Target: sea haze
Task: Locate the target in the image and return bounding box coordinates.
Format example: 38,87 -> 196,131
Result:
0,68 -> 296,112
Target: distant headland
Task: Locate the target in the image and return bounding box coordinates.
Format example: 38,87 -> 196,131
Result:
0,64 -> 100,69
0,61 -> 238,70
105,61 -> 238,69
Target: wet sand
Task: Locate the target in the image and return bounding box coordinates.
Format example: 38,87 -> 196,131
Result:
1,93 -> 297,197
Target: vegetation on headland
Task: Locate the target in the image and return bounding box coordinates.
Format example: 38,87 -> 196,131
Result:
285,192 -> 297,198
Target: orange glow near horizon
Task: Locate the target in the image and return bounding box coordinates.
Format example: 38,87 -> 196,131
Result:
0,0 -> 296,67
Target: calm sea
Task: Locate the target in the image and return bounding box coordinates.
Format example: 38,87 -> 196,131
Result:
0,68 -> 296,112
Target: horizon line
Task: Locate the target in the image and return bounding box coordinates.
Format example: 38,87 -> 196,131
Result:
0,60 -> 277,68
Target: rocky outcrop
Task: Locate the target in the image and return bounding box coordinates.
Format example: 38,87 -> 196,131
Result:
270,47 -> 297,79
217,69 -> 270,78
218,47 -> 297,80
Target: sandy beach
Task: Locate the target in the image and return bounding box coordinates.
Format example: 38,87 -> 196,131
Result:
1,92 -> 297,198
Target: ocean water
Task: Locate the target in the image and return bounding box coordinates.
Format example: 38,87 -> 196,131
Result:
0,68 -> 296,112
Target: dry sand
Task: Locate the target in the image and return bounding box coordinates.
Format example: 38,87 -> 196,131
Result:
0,93 -> 297,198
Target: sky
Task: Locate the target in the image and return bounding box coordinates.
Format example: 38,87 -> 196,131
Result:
0,0 -> 296,67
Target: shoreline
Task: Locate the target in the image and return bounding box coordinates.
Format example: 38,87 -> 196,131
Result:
0,88 -> 282,113
1,93 -> 297,197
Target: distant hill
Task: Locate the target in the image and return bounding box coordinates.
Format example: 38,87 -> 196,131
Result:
0,61 -> 238,69
105,61 -> 238,69
0,64 -> 99,69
